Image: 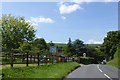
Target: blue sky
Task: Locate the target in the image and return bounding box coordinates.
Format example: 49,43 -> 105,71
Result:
2,1 -> 118,44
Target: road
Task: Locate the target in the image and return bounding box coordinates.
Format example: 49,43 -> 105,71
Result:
65,64 -> 119,80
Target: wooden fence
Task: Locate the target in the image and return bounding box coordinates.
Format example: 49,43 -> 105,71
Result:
2,51 -> 73,67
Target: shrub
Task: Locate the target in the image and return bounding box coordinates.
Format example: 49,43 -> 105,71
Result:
80,57 -> 94,64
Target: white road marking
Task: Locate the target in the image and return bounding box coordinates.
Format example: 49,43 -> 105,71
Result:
104,74 -> 112,80
97,65 -> 102,72
99,68 -> 103,72
97,65 -> 112,80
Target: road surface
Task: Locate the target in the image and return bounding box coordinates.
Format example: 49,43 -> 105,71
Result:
65,64 -> 119,80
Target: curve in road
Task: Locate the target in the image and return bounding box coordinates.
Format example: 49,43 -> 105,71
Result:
65,64 -> 119,80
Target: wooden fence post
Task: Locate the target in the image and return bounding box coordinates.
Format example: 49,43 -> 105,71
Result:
45,57 -> 47,64
22,53 -> 25,62
30,54 -> 32,62
52,55 -> 53,64
37,53 -> 40,66
11,52 -> 13,67
34,55 -> 35,62
26,52 -> 28,66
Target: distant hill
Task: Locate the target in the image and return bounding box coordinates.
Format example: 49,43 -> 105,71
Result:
85,44 -> 101,48
54,43 -> 67,47
54,43 -> 101,48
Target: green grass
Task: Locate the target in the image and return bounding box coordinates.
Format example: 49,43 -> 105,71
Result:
107,48 -> 120,69
2,62 -> 80,79
54,43 -> 67,47
54,43 -> 101,48
85,44 -> 101,48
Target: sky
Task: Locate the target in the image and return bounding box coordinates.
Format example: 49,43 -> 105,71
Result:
2,1 -> 118,44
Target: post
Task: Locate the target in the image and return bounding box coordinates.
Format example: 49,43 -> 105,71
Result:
22,53 -> 25,62
30,54 -> 32,62
26,52 -> 28,66
52,55 -> 53,64
45,56 -> 47,64
37,53 -> 40,66
34,55 -> 35,62
11,52 -> 13,67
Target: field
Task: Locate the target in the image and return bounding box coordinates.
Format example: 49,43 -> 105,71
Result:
85,44 -> 101,48
2,62 -> 80,79
55,43 -> 101,48
54,43 -> 67,47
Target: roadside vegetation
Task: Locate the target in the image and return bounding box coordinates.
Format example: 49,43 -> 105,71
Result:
99,31 -> 120,68
99,31 -> 120,61
107,47 -> 120,69
2,62 -> 80,79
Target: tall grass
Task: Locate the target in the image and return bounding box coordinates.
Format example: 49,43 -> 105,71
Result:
107,48 -> 120,69
2,62 -> 80,79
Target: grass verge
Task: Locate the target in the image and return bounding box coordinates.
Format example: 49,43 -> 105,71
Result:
2,62 -> 80,79
107,48 -> 120,69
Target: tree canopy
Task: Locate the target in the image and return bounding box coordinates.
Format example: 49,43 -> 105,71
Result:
66,38 -> 74,56
100,31 -> 120,61
33,38 -> 48,51
65,38 -> 86,56
73,39 -> 85,56
1,14 -> 36,51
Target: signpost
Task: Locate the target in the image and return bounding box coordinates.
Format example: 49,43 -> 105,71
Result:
49,46 -> 56,54
49,46 -> 57,64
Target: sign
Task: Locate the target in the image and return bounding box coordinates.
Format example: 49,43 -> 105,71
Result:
83,53 -> 86,57
49,46 -> 56,53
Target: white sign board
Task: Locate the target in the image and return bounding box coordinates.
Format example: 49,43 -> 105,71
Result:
49,46 -> 56,53
83,53 -> 86,57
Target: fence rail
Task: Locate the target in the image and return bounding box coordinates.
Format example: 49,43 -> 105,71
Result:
2,52 -> 73,67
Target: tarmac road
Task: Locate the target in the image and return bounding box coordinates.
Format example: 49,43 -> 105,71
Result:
65,64 -> 119,80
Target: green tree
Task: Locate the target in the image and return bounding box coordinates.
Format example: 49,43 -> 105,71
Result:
1,14 -> 36,51
100,31 -> 120,61
48,41 -> 55,47
33,38 -> 48,51
18,42 -> 32,53
66,38 -> 74,56
73,39 -> 85,56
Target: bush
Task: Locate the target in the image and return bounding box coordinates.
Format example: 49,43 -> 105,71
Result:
80,57 -> 94,64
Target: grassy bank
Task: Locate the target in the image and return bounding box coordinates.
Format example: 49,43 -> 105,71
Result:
107,48 -> 120,69
2,62 -> 80,79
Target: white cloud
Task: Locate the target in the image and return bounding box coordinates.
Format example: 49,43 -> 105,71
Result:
26,20 -> 38,27
26,16 -> 55,27
86,39 -> 103,44
30,17 -> 54,23
59,0 -> 116,15
61,16 -> 66,20
31,23 -> 38,26
59,2 -> 82,14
